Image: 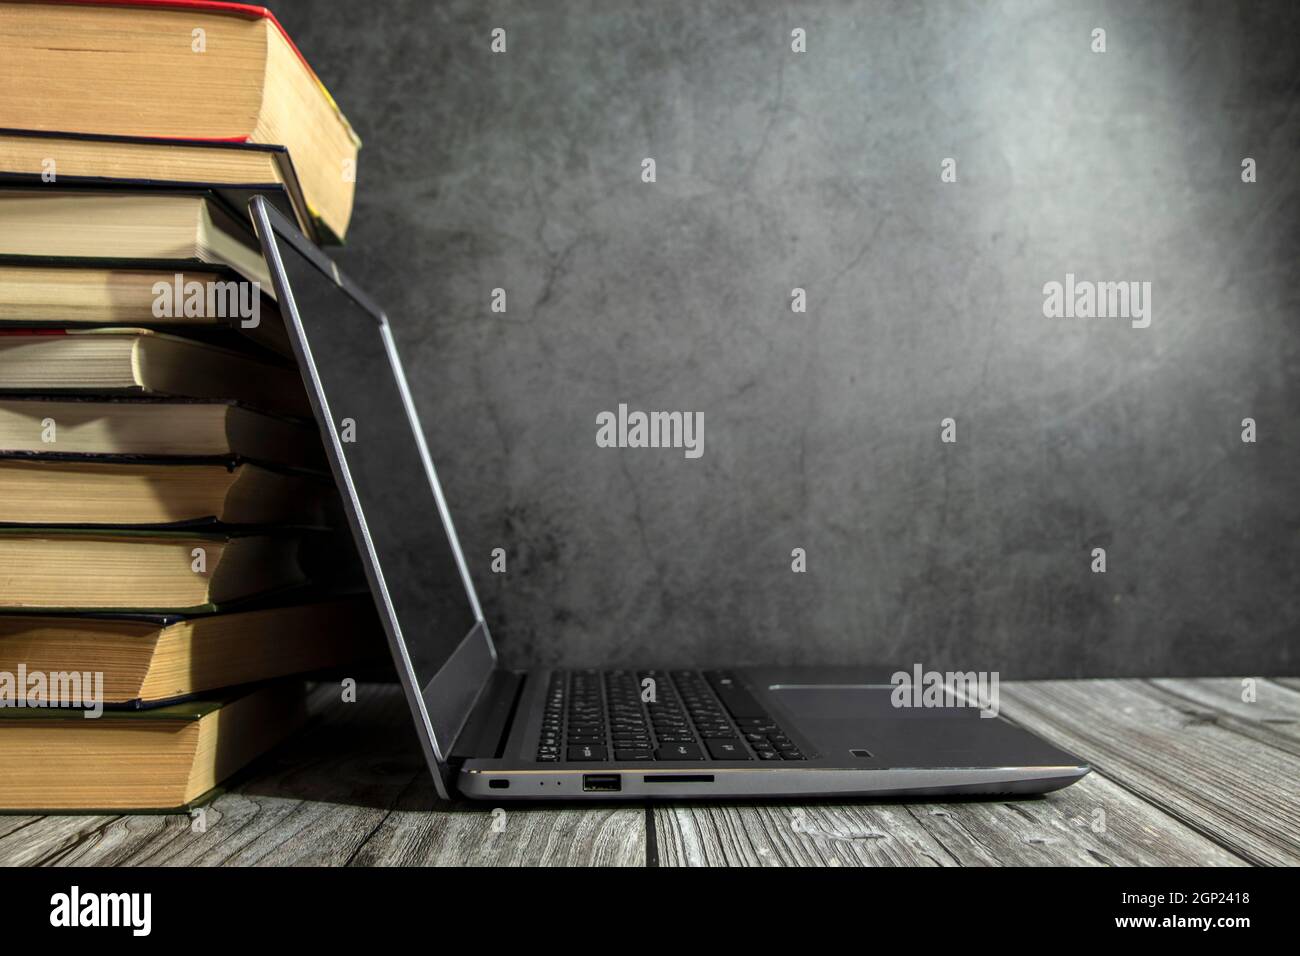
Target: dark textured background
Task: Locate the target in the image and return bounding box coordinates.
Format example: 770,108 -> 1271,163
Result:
274,0 -> 1299,678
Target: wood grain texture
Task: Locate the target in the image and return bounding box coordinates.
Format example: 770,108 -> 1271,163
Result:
653,772 -> 1244,867
1147,678 -> 1300,751
349,780 -> 645,867
0,814 -> 123,866
998,679 -> 1300,867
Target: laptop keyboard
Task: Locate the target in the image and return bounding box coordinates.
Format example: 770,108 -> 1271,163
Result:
535,669 -> 807,762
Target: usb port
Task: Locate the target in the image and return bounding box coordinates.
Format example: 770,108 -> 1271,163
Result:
582,774 -> 621,792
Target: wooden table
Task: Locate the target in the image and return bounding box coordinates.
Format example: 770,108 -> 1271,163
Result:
3,678 -> 1297,866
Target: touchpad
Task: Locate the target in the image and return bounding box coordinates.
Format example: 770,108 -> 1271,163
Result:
772,685 -> 972,720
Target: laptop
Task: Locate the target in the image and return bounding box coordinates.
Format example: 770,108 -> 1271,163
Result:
250,197 -> 1090,801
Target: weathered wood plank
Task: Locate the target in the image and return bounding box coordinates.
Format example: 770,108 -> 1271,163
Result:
654,770 -> 1245,867
1145,678 -> 1300,753
999,679 -> 1300,866
0,814 -> 123,866
0,816 -> 40,840
349,780 -> 646,866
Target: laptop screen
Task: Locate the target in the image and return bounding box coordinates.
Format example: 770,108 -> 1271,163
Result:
262,211 -> 487,761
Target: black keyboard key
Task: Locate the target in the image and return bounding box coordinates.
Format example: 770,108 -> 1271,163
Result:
615,749 -> 654,761
705,672 -> 767,719
655,742 -> 705,761
705,739 -> 751,760
567,744 -> 607,761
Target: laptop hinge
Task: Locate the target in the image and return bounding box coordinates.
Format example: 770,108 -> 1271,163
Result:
450,669 -> 525,760
421,619 -> 496,755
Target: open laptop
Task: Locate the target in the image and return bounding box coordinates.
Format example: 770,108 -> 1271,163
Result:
250,197 -> 1089,801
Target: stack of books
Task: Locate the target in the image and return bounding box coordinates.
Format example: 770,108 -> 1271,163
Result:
0,0 -> 380,811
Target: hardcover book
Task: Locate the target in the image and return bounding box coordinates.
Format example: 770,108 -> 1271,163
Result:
0,681 -> 310,810
0,0 -> 361,240
0,596 -> 380,705
0,128 -> 318,242
0,397 -> 324,469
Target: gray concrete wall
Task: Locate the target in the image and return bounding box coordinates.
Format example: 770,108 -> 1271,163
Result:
276,0 -> 1300,677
